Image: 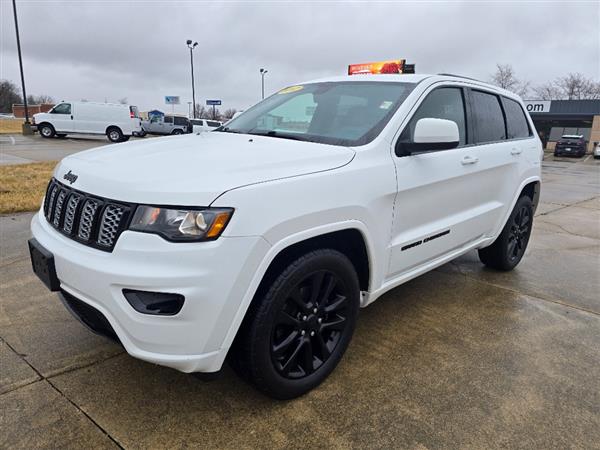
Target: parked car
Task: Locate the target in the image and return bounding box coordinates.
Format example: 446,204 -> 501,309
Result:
33,101 -> 141,142
554,134 -> 586,157
593,143 -> 600,159
140,115 -> 191,136
190,118 -> 222,133
29,70 -> 541,399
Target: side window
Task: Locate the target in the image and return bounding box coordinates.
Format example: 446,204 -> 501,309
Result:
399,87 -> 467,147
51,103 -> 71,114
471,91 -> 506,143
503,97 -> 531,139
206,120 -> 221,127
174,117 -> 187,126
164,116 -> 173,124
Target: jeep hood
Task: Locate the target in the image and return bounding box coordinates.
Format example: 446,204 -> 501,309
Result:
54,132 -> 355,205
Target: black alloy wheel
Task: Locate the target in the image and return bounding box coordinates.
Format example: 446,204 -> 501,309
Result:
230,249 -> 360,399
271,270 -> 350,379
507,203 -> 531,264
478,195 -> 534,271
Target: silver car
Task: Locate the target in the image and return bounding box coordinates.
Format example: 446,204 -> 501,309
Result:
140,115 -> 191,136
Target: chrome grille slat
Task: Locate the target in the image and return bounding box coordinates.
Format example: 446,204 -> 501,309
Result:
42,179 -> 130,252
77,199 -> 100,241
98,205 -> 125,247
45,184 -> 58,221
62,194 -> 81,234
52,189 -> 67,227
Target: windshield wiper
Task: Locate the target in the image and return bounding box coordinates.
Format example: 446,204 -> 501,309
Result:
215,126 -> 243,134
248,130 -> 311,142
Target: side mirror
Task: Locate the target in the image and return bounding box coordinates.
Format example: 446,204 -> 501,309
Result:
396,118 -> 460,156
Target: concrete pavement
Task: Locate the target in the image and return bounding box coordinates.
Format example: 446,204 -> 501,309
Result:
1,158 -> 599,449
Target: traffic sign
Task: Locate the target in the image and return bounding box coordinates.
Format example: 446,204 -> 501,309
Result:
206,100 -> 221,106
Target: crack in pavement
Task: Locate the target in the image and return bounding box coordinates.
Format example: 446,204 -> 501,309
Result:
0,338 -> 125,449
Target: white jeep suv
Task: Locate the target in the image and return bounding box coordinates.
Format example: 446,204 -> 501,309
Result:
29,73 -> 541,399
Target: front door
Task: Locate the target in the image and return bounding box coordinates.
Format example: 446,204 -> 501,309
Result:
388,85 -> 504,278
48,102 -> 74,133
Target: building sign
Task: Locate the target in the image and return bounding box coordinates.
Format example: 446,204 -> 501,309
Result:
206,99 -> 222,106
524,101 -> 551,113
165,96 -> 180,105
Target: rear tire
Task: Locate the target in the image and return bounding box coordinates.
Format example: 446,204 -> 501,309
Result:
171,129 -> 183,135
120,136 -> 130,142
478,195 -> 533,271
39,123 -> 55,138
231,249 -> 360,399
106,127 -> 123,143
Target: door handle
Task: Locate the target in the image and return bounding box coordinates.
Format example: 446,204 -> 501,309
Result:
461,155 -> 479,165
511,148 -> 522,155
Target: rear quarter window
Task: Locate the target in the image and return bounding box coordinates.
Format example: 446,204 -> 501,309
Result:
471,90 -> 506,144
503,97 -> 531,139
174,116 -> 188,126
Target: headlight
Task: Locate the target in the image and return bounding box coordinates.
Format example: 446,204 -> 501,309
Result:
129,206 -> 233,242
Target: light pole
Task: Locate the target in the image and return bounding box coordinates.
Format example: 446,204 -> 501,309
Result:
186,39 -> 198,118
260,68 -> 268,100
187,101 -> 192,118
12,0 -> 32,134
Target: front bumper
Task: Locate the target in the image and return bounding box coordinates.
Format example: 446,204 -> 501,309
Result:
31,212 -> 270,372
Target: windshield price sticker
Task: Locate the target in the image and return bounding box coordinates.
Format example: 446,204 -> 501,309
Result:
278,86 -> 304,94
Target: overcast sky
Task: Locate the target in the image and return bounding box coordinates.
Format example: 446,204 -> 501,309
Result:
1,0 -> 598,114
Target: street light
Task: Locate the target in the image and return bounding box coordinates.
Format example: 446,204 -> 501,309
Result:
12,0 -> 32,134
260,68 -> 268,100
186,39 -> 198,118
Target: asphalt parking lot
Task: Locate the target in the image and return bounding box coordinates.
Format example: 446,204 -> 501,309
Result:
1,148 -> 599,448
0,134 -> 150,165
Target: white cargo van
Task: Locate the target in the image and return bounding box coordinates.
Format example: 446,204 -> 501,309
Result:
33,101 -> 142,142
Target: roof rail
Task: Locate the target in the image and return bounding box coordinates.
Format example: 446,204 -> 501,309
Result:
437,73 -> 486,83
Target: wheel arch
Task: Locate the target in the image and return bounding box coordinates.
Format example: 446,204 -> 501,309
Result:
221,222 -> 374,356
105,125 -> 122,134
520,179 -> 541,214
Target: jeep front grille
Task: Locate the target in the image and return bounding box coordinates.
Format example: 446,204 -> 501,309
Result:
42,179 -> 132,252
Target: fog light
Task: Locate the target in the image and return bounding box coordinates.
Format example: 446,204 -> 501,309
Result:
123,289 -> 185,316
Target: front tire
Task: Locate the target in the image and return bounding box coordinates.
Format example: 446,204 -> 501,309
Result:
478,195 -> 533,271
39,123 -> 55,138
231,249 -> 360,399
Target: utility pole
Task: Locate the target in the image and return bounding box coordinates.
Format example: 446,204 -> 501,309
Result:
186,40 -> 198,118
12,0 -> 32,134
260,68 -> 268,100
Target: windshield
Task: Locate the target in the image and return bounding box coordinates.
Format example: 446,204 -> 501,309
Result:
219,81 -> 415,146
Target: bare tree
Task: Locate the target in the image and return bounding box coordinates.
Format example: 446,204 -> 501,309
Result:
557,73 -> 600,100
27,94 -> 54,105
491,64 -> 529,97
0,79 -> 22,113
533,82 -> 561,100
195,104 -> 208,119
222,108 -> 237,119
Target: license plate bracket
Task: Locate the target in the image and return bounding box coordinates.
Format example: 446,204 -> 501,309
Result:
28,238 -> 60,292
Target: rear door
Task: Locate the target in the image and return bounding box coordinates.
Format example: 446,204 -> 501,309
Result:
388,84 -> 509,277
163,115 -> 174,134
466,89 -> 520,236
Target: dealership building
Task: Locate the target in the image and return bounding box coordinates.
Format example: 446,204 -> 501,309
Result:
525,100 -> 600,153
